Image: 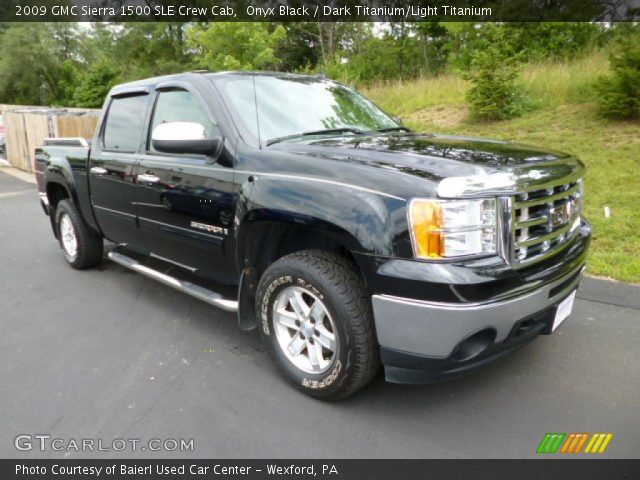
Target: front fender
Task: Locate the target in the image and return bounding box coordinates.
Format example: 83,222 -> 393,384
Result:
232,173 -> 409,331
234,172 -> 409,264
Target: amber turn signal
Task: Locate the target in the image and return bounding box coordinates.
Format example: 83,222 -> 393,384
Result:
408,200 -> 443,258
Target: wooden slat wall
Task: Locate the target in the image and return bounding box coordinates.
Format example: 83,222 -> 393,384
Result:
1,107 -> 99,173
4,111 -> 52,173
1,105 -> 35,172
55,115 -> 99,139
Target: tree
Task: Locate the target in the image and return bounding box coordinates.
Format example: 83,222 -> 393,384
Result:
50,23 -> 83,61
187,23 -> 286,71
413,22 -> 450,74
110,23 -> 194,80
72,60 -> 120,108
276,23 -> 321,71
0,23 -> 70,105
595,28 -> 640,119
463,25 -> 527,120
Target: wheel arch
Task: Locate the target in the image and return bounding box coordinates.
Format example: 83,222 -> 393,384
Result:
46,181 -> 72,238
235,212 -> 367,331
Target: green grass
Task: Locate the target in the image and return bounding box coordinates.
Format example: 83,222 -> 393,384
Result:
364,53 -> 640,284
366,74 -> 468,115
521,51 -> 608,107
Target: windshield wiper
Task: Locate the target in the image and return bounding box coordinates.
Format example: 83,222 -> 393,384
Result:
375,126 -> 411,133
266,128 -> 365,146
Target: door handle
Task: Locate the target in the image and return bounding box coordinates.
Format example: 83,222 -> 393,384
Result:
90,166 -> 107,175
137,174 -> 160,184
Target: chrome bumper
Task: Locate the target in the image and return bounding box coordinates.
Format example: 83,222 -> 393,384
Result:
372,263 -> 585,359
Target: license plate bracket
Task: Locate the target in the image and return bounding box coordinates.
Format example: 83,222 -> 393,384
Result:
551,290 -> 577,332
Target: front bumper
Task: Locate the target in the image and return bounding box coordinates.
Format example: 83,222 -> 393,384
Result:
367,221 -> 590,384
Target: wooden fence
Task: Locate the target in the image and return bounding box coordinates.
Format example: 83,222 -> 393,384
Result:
1,105 -> 99,173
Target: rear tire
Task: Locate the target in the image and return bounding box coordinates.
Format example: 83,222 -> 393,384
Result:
55,199 -> 103,269
256,250 -> 380,400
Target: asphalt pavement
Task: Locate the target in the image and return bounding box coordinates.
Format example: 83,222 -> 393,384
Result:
0,169 -> 638,459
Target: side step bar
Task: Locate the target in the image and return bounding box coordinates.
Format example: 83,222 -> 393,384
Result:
107,250 -> 238,312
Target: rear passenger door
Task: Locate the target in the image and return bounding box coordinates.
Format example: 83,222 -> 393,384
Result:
89,92 -> 149,248
136,87 -> 237,283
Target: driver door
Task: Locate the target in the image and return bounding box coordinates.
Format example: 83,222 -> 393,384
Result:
136,87 -> 237,284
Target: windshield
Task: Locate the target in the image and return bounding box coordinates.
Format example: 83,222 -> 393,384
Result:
221,75 -> 398,145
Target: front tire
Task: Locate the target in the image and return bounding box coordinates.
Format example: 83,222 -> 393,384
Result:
55,199 -> 103,269
256,251 -> 380,400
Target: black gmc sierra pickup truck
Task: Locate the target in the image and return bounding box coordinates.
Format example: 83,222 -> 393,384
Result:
35,72 -> 590,399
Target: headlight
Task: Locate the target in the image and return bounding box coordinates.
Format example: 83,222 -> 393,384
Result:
408,198 -> 497,259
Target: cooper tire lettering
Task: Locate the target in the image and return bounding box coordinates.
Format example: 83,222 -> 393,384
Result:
302,360 -> 342,389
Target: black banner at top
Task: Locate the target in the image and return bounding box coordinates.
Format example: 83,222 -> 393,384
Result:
2,0 -> 640,22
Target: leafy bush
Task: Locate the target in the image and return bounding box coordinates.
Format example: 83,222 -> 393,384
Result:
506,23 -> 603,61
595,32 -> 640,120
448,23 -> 603,70
316,35 -> 424,85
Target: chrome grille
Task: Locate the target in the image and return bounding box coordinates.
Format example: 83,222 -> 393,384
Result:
512,178 -> 583,264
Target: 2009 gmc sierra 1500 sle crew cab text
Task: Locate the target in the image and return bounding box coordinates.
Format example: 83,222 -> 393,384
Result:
35,71 -> 591,399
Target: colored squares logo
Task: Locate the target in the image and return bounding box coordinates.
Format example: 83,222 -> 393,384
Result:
537,433 -> 613,454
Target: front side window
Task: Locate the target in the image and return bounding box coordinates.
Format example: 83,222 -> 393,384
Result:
149,90 -> 214,153
103,95 -> 148,152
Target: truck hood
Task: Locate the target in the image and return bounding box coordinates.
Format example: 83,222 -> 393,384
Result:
272,132 -> 572,181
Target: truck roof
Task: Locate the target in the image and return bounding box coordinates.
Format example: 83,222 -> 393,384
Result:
109,71 -> 329,96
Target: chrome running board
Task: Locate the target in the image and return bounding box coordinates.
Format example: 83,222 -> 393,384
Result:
107,250 -> 238,312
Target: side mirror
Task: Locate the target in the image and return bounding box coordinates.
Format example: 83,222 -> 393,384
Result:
151,121 -> 221,156
393,116 -> 404,126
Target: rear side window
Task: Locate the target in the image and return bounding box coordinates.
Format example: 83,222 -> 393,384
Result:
103,95 -> 148,152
